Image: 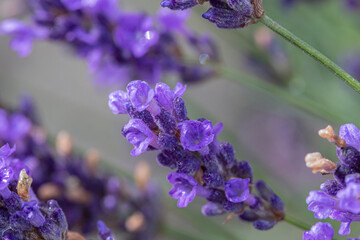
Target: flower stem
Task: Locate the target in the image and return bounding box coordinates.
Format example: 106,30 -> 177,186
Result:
284,215 -> 311,231
259,14 -> 360,94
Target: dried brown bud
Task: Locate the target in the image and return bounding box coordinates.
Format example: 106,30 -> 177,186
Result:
125,212 -> 145,232
56,131 -> 73,157
134,161 -> 151,190
305,152 -> 337,174
65,176 -> 91,204
37,183 -> 62,201
67,231 -> 86,240
85,149 -> 100,174
17,169 -> 33,202
194,168 -> 205,185
251,0 -> 264,19
318,125 -> 346,148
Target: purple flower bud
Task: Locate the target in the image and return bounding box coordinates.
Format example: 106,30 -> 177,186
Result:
155,109 -> 178,135
203,170 -> 224,187
157,152 -> 177,169
168,172 -> 209,207
206,189 -> 226,203
225,178 -> 250,203
177,157 -> 201,173
219,142 -> 236,168
201,202 -> 225,216
0,144 -> 16,160
306,191 -> 336,219
339,123 -> 360,150
253,220 -> 275,230
226,0 -> 253,15
122,119 -> 158,156
157,8 -> 190,32
239,210 -> 259,222
114,13 -> 158,58
61,0 -> 82,10
0,19 -> 47,57
255,180 -> 274,201
270,194 -> 285,212
173,97 -> 188,122
345,173 -> 360,184
231,161 -> 253,182
338,146 -> 360,171
303,222 -> 334,240
320,180 -> 343,197
9,211 -> 31,231
179,120 -> 214,151
22,201 -> 45,227
160,0 -> 199,10
108,90 -> 129,114
97,220 -> 115,240
337,182 -> 360,214
157,133 -> 178,150
0,208 -> 10,229
173,82 -> 187,97
154,83 -> 176,112
3,192 -> 22,213
335,163 -> 357,185
223,200 -> 244,212
38,220 -> 62,240
202,7 -> 252,29
126,80 -> 155,112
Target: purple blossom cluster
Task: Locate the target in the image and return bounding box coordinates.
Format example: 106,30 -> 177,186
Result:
161,0 -> 259,29
0,98 -> 162,239
304,124 -> 360,238
0,143 -> 117,240
304,222 -> 360,240
0,143 -> 69,239
0,0 -> 218,87
108,80 -> 285,230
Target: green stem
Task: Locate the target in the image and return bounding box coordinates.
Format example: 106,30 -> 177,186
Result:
259,14 -> 360,95
284,215 -> 311,231
217,65 -> 345,124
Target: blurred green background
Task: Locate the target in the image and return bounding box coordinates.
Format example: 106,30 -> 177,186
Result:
0,0 -> 359,239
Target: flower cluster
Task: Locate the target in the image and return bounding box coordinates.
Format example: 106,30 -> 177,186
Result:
0,98 -> 162,239
0,0 -> 218,87
304,124 -> 360,237
108,80 -> 285,230
0,142 -> 117,240
304,222 -> 360,240
0,143 -> 69,239
161,0 -> 263,29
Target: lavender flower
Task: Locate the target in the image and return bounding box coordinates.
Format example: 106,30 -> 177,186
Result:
108,80 -> 285,230
0,1 -> 218,86
305,124 -> 360,236
0,99 -> 162,239
303,222 -> 334,240
161,0 -> 262,29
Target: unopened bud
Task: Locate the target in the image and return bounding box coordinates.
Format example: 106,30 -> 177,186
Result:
17,169 -> 33,202
56,131 -> 73,156
134,161 -> 151,190
125,212 -> 145,232
67,231 -> 86,240
318,125 -> 346,148
305,152 -> 337,174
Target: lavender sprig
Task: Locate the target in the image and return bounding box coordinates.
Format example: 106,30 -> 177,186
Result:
304,124 -> 360,238
108,80 -> 285,230
0,0 -> 218,87
0,98 -> 162,239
